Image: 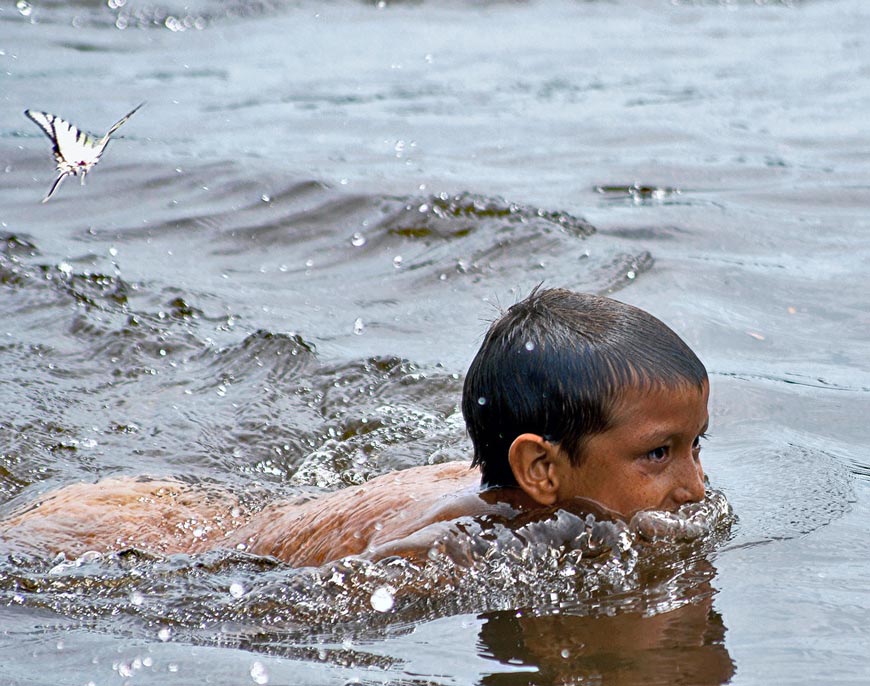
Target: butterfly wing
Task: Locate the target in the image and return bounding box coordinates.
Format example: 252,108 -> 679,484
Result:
88,102 -> 144,162
24,109 -> 102,170
24,109 -> 64,160
59,119 -> 103,169
104,102 -> 144,140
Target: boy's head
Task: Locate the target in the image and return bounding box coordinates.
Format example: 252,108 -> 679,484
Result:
462,288 -> 708,508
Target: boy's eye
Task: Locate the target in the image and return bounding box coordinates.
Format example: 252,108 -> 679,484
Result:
692,432 -> 709,451
646,446 -> 668,462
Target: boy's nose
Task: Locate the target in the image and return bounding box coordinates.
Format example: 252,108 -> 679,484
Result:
674,458 -> 706,505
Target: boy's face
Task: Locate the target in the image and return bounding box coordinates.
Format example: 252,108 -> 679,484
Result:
556,381 -> 709,517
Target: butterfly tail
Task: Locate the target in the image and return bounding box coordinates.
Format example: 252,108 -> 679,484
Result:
42,171 -> 69,203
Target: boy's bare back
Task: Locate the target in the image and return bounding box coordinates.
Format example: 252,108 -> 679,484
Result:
0,462 -> 513,566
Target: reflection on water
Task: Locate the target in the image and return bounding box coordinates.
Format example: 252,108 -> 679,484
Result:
474,506 -> 736,685
478,592 -> 734,686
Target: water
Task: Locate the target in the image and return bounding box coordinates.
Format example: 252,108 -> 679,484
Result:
1,0 -> 869,683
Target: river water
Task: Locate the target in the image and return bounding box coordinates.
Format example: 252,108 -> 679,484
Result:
1,0 -> 868,684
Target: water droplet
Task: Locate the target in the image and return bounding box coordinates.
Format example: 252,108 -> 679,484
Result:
560,648 -> 570,659
129,591 -> 144,606
158,627 -> 171,642
351,232 -> 366,247
164,15 -> 184,32
370,586 -> 395,613
58,262 -> 72,276
524,341 -> 535,351
418,203 -> 429,213
477,396 -> 487,406
392,255 -> 403,268
261,194 -> 271,203
16,1 -> 32,17
353,317 -> 365,335
229,582 -> 245,599
250,660 -> 269,684
626,270 -> 636,280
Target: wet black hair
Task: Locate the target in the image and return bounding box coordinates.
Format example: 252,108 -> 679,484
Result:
462,287 -> 708,489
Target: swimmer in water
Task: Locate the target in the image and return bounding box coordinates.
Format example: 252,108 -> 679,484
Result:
0,288 -> 709,567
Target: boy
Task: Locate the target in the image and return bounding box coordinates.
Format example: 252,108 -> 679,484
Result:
0,288 -> 709,567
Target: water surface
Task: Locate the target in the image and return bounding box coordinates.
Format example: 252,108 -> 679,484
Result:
1,0 -> 868,684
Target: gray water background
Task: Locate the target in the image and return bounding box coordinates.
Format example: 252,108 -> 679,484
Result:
1,0 -> 869,683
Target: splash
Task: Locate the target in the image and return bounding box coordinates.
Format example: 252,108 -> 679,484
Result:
631,489 -> 733,543
0,489 -> 734,648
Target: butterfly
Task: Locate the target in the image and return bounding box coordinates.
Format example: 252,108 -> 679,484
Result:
24,103 -> 144,203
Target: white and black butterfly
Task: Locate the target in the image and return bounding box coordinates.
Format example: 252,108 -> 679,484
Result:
24,103 -> 144,203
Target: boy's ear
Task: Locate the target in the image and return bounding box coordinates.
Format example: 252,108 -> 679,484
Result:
508,433 -> 561,506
